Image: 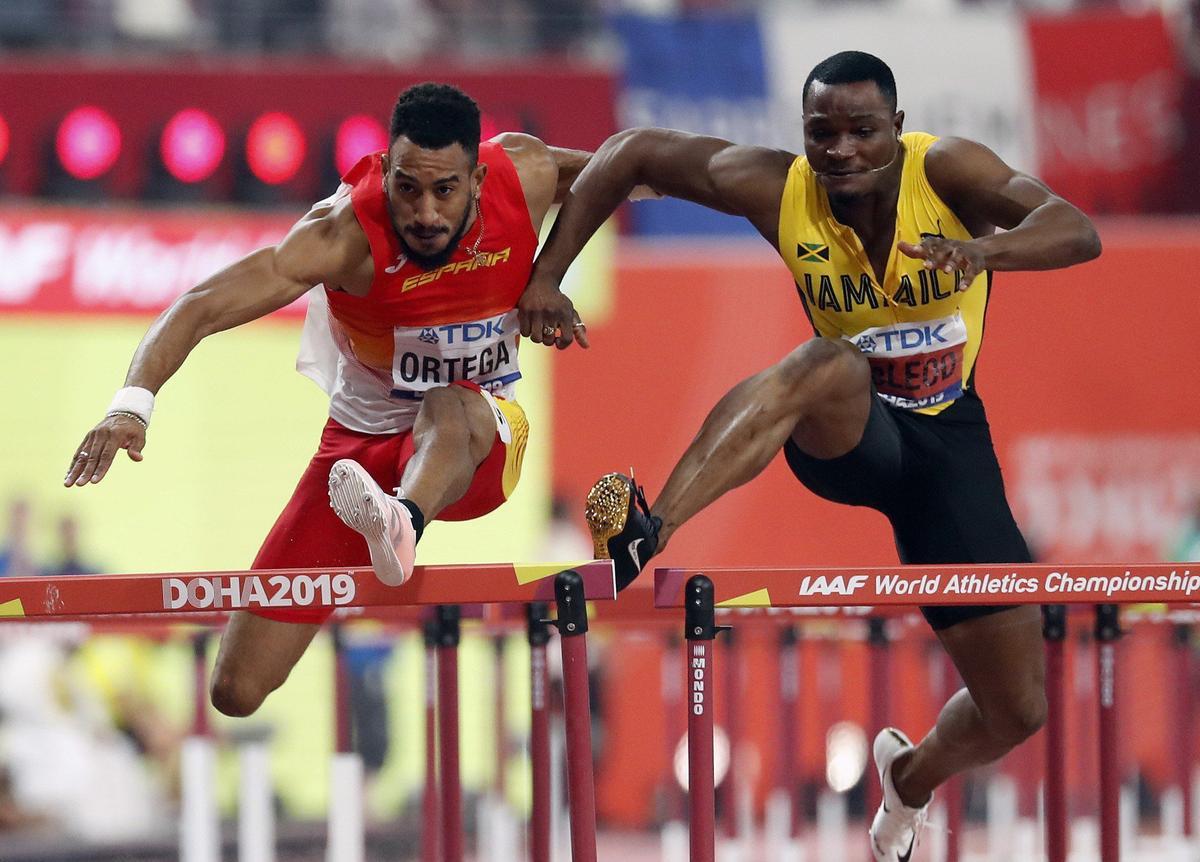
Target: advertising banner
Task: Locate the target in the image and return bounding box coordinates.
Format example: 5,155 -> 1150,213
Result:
0,205 -> 297,316
1010,434 -> 1200,563
611,12 -> 767,237
1026,10 -> 1184,213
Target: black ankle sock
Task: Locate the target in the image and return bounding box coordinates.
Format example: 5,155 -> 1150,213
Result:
398,498 -> 426,543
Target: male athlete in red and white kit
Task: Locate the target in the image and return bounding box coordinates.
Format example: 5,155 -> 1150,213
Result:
64,84 -> 590,717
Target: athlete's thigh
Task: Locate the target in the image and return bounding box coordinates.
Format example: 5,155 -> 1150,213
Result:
905,422 -> 1031,564
213,610 -> 321,695
894,416 -> 1033,629
783,393 -> 905,510
439,386 -> 528,521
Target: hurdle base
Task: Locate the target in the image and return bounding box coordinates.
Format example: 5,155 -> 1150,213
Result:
326,752 -> 365,862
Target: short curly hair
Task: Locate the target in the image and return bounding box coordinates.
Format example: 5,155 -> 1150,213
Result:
803,51 -> 897,113
389,82 -> 481,163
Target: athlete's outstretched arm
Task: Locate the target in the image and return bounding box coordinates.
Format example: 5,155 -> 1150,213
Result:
898,137 -> 1102,284
521,127 -> 792,347
64,209 -> 357,487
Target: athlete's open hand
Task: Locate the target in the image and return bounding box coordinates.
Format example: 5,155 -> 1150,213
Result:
898,236 -> 986,289
64,414 -> 146,487
518,277 -> 590,350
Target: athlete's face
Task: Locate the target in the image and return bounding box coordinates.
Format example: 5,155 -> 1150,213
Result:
383,137 -> 487,270
802,81 -> 903,203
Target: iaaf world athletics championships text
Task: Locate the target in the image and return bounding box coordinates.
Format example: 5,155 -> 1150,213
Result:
798,569 -> 1200,599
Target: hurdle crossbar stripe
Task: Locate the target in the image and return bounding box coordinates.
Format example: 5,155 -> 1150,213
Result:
654,563 -> 1200,608
0,561 -> 615,618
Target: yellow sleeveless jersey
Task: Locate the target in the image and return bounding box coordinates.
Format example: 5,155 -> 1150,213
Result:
778,131 -> 987,416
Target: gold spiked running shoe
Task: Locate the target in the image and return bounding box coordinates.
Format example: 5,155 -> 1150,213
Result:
585,471 -> 661,591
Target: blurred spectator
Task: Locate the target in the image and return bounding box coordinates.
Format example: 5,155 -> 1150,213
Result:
0,0 -> 61,48
47,515 -> 100,577
340,624 -> 394,798
0,766 -> 42,830
327,0 -> 439,60
75,635 -> 188,799
206,0 -> 327,52
0,631 -> 170,840
0,500 -> 38,579
114,0 -> 196,46
528,0 -> 599,52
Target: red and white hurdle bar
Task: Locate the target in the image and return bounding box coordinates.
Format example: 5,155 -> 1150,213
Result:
0,560 -> 615,862
654,561 -> 1200,862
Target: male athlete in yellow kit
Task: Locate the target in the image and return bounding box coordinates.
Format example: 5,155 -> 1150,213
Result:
520,52 -> 1100,861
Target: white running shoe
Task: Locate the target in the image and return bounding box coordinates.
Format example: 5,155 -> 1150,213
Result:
328,459 -> 416,586
869,727 -> 930,862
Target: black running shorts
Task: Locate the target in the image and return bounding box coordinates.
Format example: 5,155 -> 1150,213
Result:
783,389 -> 1032,630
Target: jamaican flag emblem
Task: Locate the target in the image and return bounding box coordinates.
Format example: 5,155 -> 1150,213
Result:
797,242 -> 830,263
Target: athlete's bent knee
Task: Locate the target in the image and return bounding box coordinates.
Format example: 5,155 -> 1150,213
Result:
210,672 -> 269,718
775,337 -> 869,400
417,384 -> 465,415
983,690 -> 1047,747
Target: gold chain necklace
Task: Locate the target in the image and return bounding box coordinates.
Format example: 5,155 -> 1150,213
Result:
466,195 -> 487,265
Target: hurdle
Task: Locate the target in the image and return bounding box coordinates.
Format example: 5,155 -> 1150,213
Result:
655,561 -> 1200,862
0,561 -> 615,862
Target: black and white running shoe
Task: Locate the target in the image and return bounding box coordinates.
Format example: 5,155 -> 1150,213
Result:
584,471 -> 661,591
869,727 -> 930,862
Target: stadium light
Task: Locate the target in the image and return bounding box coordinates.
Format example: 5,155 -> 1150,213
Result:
160,108 -> 225,184
0,114 -> 9,168
334,114 -> 388,177
55,106 -> 121,181
245,112 -> 305,185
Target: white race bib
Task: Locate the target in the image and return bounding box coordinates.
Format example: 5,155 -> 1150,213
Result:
390,309 -> 521,398
846,312 -> 968,410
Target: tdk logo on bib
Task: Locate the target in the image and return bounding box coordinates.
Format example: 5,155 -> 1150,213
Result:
436,318 -> 506,344
390,310 -> 521,398
856,324 -> 950,353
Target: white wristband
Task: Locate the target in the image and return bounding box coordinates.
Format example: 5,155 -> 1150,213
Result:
107,386 -> 155,426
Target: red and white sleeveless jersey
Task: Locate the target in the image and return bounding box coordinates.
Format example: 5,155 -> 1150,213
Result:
298,141 -> 538,434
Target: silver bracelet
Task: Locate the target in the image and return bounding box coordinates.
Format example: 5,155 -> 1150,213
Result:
106,410 -> 148,429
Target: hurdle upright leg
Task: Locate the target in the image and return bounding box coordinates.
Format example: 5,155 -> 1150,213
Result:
1096,604 -> 1121,862
1043,604 -> 1068,862
327,625 -> 365,862
866,618 -> 890,826
553,571 -> 598,862
527,602 -> 552,862
684,575 -> 726,862
420,618 -> 440,862
435,605 -> 464,862
721,627 -> 740,843
236,723 -> 275,862
1173,624 -> 1194,839
778,626 -> 799,842
935,647 -> 963,862
182,631 -> 220,862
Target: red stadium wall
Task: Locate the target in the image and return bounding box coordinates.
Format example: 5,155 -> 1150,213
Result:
553,221 -> 1200,826
0,59 -> 616,197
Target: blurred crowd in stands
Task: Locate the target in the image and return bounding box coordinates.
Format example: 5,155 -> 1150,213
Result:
0,0 -> 1195,60
0,499 -> 98,579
